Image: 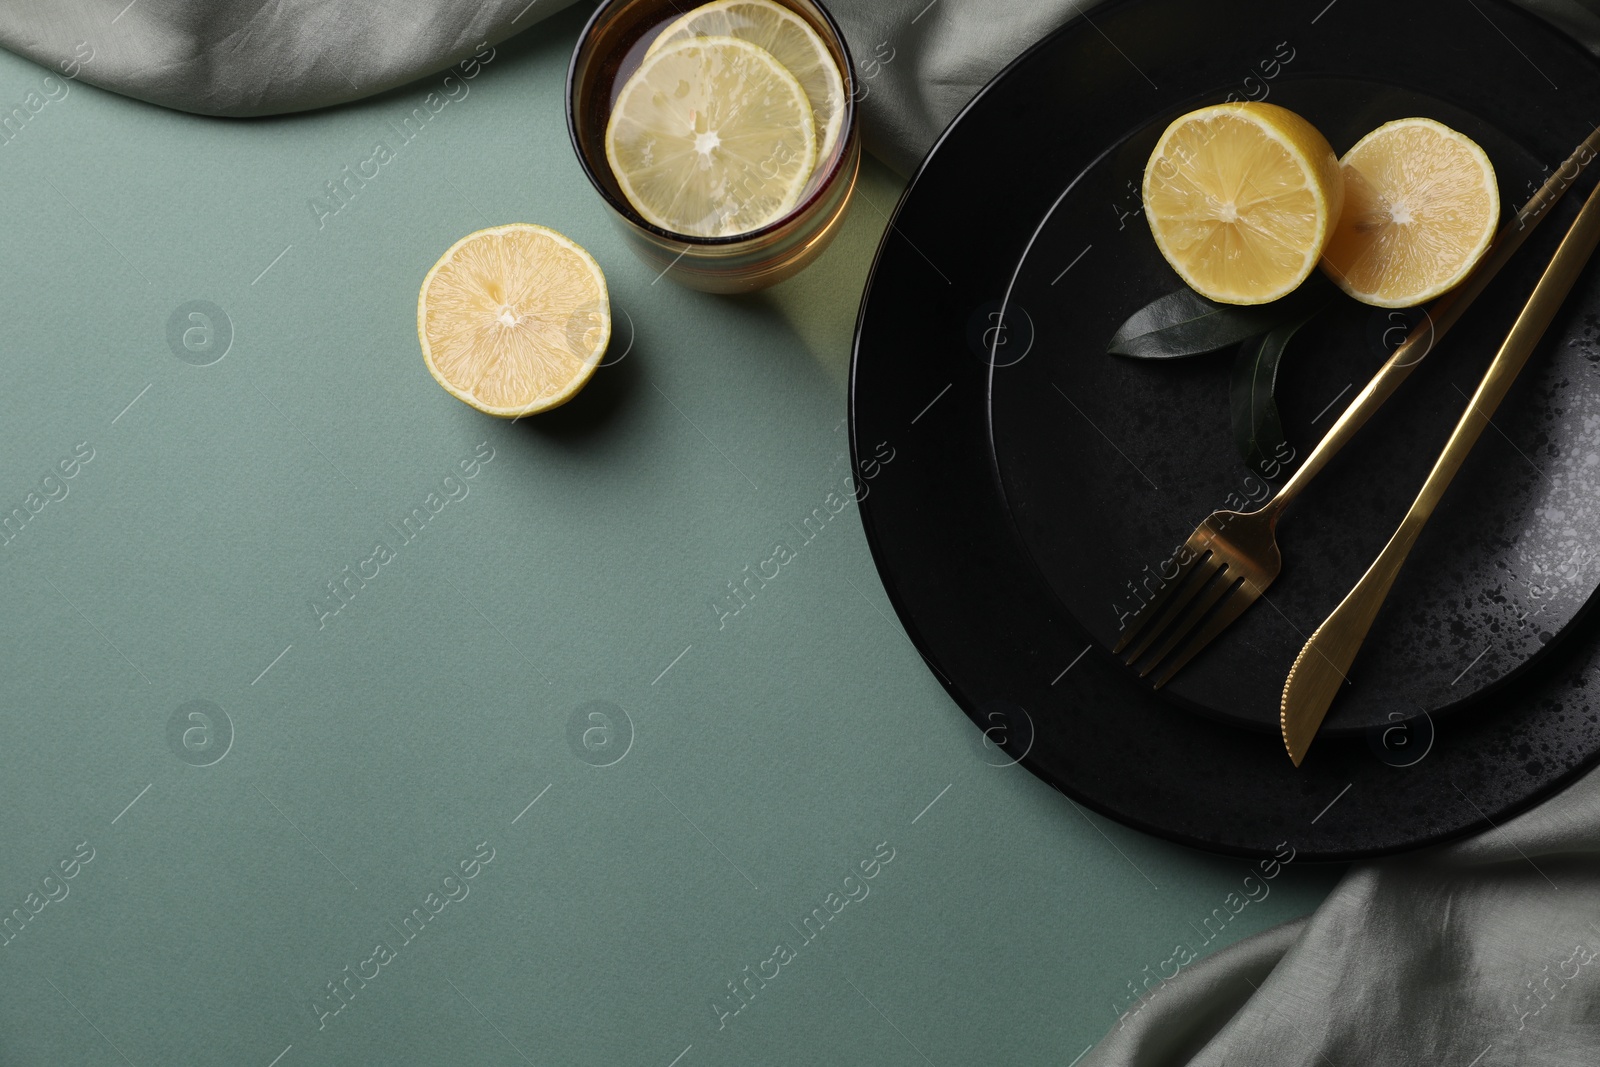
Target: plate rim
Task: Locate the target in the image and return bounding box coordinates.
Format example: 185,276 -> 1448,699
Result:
848,0 -> 1600,860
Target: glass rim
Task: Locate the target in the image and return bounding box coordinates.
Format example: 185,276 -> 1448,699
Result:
565,0 -> 860,248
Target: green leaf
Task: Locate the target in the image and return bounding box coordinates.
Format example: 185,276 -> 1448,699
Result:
1107,278 -> 1334,359
1107,289 -> 1289,359
1229,310 -> 1320,473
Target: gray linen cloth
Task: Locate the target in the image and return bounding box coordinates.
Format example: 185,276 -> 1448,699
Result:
6,1 -> 1600,1062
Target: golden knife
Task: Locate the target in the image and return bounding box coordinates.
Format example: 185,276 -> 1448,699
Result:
1281,170 -> 1600,765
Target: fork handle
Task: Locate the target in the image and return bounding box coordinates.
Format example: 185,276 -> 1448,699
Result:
1280,174 -> 1600,765
1265,125 -> 1600,517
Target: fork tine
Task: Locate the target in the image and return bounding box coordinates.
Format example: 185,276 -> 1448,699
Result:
1149,579 -> 1265,688
1134,567 -> 1238,676
1112,553 -> 1203,654
1113,546 -> 1210,654
1117,552 -> 1222,662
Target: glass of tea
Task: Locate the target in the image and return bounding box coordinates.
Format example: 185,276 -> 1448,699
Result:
566,0 -> 860,294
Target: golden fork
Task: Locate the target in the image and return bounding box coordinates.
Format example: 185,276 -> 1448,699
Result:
1114,124 -> 1600,688
1281,164 -> 1600,764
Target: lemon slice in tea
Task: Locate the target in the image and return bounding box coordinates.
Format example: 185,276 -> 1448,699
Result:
1142,102 -> 1345,305
647,0 -> 845,167
418,224 -> 611,418
1320,117 -> 1499,308
606,35 -> 816,238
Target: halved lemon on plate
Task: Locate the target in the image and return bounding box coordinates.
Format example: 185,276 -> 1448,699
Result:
1320,117 -> 1499,308
1142,101 -> 1345,305
605,34 -> 816,238
418,224 -> 611,418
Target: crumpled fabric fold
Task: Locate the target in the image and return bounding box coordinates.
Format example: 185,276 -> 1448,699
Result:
1085,764 -> 1600,1065
11,0 -> 1597,174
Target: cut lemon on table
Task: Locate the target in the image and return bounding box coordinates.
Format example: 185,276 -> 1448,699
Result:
1320,117 -> 1500,308
605,34 -> 816,238
646,0 -> 846,167
1142,102 -> 1345,305
418,224 -> 611,418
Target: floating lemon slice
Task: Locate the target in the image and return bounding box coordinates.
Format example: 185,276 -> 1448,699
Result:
606,35 -> 816,238
1320,117 -> 1499,308
418,224 -> 610,418
1143,102 -> 1344,305
646,0 -> 845,167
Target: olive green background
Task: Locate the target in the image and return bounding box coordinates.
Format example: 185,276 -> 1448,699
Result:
0,6 -> 1341,1064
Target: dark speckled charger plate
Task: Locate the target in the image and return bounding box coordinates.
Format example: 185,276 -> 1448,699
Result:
850,0 -> 1600,859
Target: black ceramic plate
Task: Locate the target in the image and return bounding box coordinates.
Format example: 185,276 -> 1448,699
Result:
851,0 -> 1600,859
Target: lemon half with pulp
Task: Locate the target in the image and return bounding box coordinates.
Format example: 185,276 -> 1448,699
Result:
418,224 -> 611,418
1320,117 -> 1499,308
1143,102 -> 1345,305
